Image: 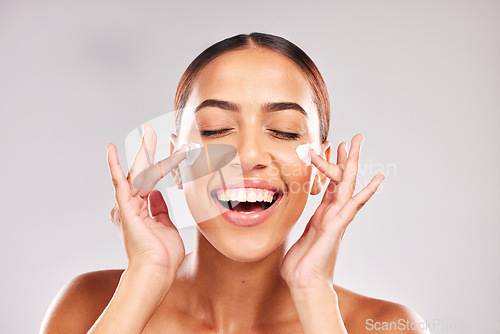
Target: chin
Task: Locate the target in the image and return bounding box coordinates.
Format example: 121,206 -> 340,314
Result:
194,209 -> 294,263
215,231 -> 286,262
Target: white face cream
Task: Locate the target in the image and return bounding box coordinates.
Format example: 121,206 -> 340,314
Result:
295,143 -> 320,166
183,141 -> 202,166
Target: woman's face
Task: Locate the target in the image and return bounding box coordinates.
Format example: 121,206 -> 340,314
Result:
172,47 -> 330,262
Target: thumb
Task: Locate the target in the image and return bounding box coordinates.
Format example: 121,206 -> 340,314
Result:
148,190 -> 176,229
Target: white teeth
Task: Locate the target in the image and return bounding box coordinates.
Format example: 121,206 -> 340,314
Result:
215,188 -> 276,203
237,190 -> 246,202
247,191 -> 257,202
230,190 -> 238,201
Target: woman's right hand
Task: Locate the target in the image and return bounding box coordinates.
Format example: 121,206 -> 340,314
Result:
107,124 -> 188,279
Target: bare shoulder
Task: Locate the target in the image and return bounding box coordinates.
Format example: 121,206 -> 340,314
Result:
335,284 -> 429,334
40,269 -> 125,334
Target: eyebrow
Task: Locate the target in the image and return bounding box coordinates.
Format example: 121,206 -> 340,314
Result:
194,99 -> 307,117
264,102 -> 307,117
194,99 -> 239,113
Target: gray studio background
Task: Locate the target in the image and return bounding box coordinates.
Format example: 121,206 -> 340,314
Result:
1,1 -> 499,333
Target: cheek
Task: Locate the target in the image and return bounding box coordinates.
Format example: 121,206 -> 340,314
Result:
268,149 -> 313,236
182,174 -> 215,224
272,146 -> 314,195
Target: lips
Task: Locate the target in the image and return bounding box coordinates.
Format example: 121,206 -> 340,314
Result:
210,178 -> 284,227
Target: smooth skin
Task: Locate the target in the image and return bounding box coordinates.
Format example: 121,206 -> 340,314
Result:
41,48 -> 428,334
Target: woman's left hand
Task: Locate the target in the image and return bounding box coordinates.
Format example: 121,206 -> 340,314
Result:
280,134 -> 385,291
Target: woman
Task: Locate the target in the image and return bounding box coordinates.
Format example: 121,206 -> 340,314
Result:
41,32 -> 427,333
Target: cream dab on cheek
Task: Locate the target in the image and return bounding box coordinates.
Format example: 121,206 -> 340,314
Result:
179,142 -> 202,165
295,143 -> 320,166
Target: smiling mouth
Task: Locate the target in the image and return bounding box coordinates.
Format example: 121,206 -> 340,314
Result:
211,188 -> 282,213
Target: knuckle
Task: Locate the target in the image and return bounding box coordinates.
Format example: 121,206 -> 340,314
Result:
350,182 -> 357,192
356,201 -> 366,211
111,176 -> 120,188
351,197 -> 366,211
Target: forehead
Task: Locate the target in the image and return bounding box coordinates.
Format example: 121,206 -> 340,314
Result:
189,47 -> 314,107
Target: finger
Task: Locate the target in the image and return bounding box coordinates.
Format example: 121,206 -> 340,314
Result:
109,204 -> 124,238
134,144 -> 188,198
148,190 -> 176,229
337,142 -> 348,168
336,174 -> 385,228
310,149 -> 343,183
128,124 -> 157,197
107,143 -> 131,207
336,134 -> 364,203
110,203 -> 120,226
322,142 -> 347,205
320,179 -> 341,205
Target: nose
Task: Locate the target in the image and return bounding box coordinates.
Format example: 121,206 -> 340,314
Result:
228,128 -> 272,173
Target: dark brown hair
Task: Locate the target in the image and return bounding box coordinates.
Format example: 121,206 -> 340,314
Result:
174,32 -> 331,143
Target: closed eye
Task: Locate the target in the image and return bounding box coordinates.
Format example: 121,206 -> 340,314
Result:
200,128 -> 233,137
269,130 -> 300,140
200,128 -> 300,140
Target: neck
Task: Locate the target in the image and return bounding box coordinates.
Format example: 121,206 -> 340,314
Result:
175,230 -> 295,331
